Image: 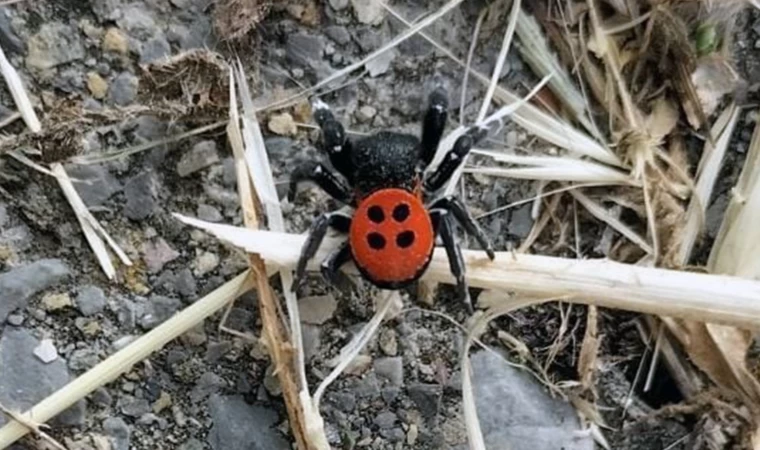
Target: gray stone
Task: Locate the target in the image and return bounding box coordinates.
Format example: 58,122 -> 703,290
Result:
167,17 -> 214,50
208,395 -> 289,450
354,27 -> 383,52
180,438 -> 205,450
471,350 -> 594,450
263,137 -> 295,159
374,411 -> 397,429
6,314 -> 23,326
123,170 -> 157,220
175,268 -> 198,298
133,115 -> 167,142
351,0 -> 385,25
0,224 -> 32,253
140,295 -> 182,329
286,33 -> 325,68
26,22 -> 85,70
298,294 -> 337,325
0,202 -> 7,227
140,33 -> 170,64
118,395 -> 151,418
301,324 -> 321,360
325,26 -> 351,45
374,357 -> 403,386
66,164 -> 123,207
0,7 -> 23,54
103,417 -> 130,450
0,328 -> 85,427
91,387 -> 113,407
68,347 -> 101,371
191,372 -> 226,402
330,392 -> 356,412
108,71 -> 139,106
329,0 -> 349,10
366,49 -> 396,77
380,427 -> 405,443
0,259 -> 69,322
116,4 -> 158,40
142,237 -> 180,273
76,285 -> 107,316
197,204 -> 223,222
509,203 -> 533,239
407,383 -> 441,419
177,140 -> 219,177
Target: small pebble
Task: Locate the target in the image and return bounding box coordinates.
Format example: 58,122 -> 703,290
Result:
103,27 -> 129,54
6,314 -> 24,326
33,338 -> 59,363
268,113 -> 297,136
42,292 -> 72,311
356,105 -> 377,122
193,251 -> 219,276
197,204 -> 223,222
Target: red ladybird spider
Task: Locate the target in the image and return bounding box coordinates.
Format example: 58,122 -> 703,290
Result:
288,86 -> 495,310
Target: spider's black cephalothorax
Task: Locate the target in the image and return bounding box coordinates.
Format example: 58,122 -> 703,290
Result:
288,87 -> 495,310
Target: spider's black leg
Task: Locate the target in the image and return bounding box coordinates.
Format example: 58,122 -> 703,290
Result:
320,241 -> 353,290
312,99 -> 354,181
418,86 -> 449,172
288,161 -> 353,205
430,210 -> 472,312
423,126 -> 488,193
293,211 -> 352,291
429,196 -> 495,260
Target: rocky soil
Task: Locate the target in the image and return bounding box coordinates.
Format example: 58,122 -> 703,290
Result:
0,1 -> 758,449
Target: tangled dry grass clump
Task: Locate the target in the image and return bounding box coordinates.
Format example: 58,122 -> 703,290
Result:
1,0 -> 760,449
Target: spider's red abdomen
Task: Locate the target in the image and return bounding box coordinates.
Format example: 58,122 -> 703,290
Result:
349,188 -> 434,288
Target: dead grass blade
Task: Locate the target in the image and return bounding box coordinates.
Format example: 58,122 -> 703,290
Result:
674,102 -> 740,265
690,109 -> 760,410
0,272 -> 254,448
0,43 -> 40,133
570,189 -> 654,255
514,8 -> 601,139
383,4 -> 622,168
51,163 -> 132,279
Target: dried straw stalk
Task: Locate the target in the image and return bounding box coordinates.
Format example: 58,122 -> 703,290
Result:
173,217 -> 760,330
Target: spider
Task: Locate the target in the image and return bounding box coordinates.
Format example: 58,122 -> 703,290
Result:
288,86 -> 495,309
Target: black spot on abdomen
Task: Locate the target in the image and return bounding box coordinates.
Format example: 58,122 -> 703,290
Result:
368,232 -> 386,250
396,230 -> 415,248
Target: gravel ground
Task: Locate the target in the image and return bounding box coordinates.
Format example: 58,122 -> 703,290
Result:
0,1 -> 759,449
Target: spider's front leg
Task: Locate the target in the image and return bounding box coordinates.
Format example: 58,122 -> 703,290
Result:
293,211 -> 352,291
312,98 -> 354,181
430,209 -> 472,312
288,160 -> 353,205
417,86 -> 449,172
423,126 -> 488,192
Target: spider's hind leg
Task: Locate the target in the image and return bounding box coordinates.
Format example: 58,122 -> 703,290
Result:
429,195 -> 494,260
430,209 -> 472,312
321,241 -> 354,292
